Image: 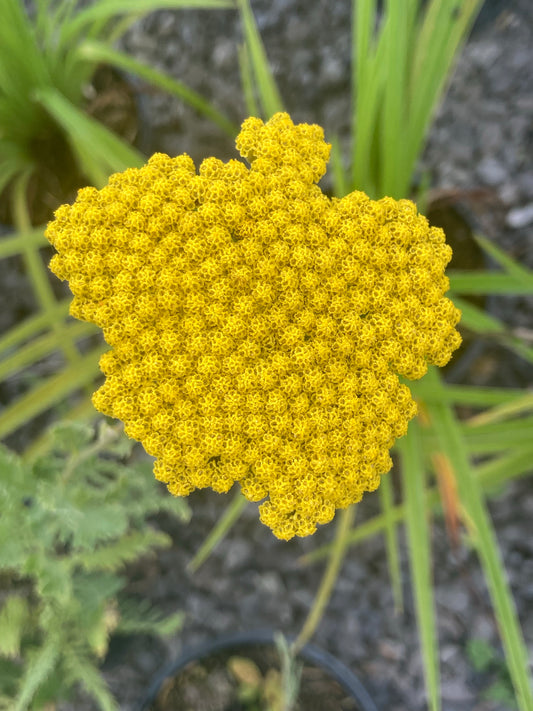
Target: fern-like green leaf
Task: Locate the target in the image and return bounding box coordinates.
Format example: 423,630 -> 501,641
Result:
0,445 -> 27,498
118,597 -> 184,637
33,558 -> 72,605
73,572 -> 125,613
0,658 -> 21,705
63,648 -> 118,711
0,423 -> 187,709
85,603 -> 119,659
48,421 -> 95,454
13,631 -> 61,711
73,530 -> 172,572
69,504 -> 130,550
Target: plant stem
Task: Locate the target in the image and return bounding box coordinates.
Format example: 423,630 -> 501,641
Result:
11,174 -> 79,364
187,488 -> 249,573
379,473 -> 403,613
292,503 -> 356,654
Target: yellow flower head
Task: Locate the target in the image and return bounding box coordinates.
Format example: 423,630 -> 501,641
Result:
46,113 -> 461,540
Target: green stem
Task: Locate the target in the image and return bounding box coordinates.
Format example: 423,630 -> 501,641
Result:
379,473 -> 403,613
11,174 -> 79,365
292,503 -> 356,654
187,488 -> 249,573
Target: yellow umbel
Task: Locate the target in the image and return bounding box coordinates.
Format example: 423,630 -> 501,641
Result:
46,113 -> 461,540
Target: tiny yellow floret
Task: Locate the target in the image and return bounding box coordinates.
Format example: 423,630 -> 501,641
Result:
46,113 -> 461,540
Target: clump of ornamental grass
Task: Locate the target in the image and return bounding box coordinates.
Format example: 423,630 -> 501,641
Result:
0,0 -> 234,222
45,112 -> 461,540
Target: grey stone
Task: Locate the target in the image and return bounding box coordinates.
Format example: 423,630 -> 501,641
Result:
476,156 -> 509,186
441,678 -> 476,703
468,42 -> 502,68
224,538 -> 252,571
378,639 -> 403,661
480,123 -> 504,153
253,570 -> 285,597
506,203 -> 533,228
292,587 -> 314,610
212,38 -> 236,71
518,171 -> 533,199
437,587 -> 471,615
499,182 -> 521,205
320,53 -> 345,85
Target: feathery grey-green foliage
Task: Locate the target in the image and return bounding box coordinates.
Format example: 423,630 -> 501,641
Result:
0,420 -> 190,711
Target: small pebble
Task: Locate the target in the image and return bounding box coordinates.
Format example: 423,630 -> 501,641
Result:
506,203 -> 533,228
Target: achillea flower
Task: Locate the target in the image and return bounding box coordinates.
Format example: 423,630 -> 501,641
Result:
46,113 -> 461,540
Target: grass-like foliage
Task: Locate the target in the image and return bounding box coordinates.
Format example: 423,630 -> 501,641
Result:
0,421 -> 190,711
0,0 -> 234,202
349,0 -> 483,199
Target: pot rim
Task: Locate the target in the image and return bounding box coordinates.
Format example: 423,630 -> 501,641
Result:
137,628 -> 379,711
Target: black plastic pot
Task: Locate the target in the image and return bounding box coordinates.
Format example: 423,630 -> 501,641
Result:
138,629 -> 379,711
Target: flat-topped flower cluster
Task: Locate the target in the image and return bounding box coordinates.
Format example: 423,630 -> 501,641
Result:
46,113 -> 461,539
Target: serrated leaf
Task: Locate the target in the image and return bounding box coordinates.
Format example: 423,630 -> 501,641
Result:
73,530 -> 171,572
70,504 -> 129,550
93,421 -> 132,458
63,648 -> 118,711
49,421 -> 95,454
117,597 -> 183,637
0,445 -> 27,494
73,572 -> 125,611
13,631 -> 61,711
33,558 -> 72,604
86,603 -> 119,658
0,539 -> 29,572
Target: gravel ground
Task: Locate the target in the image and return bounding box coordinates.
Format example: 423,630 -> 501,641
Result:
6,0 -> 532,709
100,475 -> 533,711
73,2 -> 533,711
